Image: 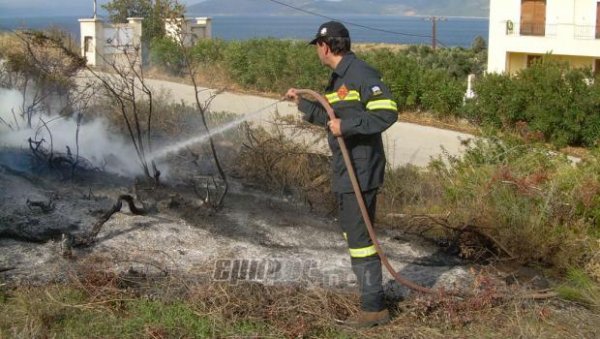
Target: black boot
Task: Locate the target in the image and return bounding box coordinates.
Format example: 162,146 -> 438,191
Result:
351,256 -> 385,312
346,256 -> 388,328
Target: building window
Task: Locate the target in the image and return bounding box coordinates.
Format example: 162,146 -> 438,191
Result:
596,2 -> 600,39
84,36 -> 93,53
520,0 -> 546,36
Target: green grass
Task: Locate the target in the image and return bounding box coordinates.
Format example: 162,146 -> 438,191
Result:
0,281 -> 355,338
0,286 -> 282,338
557,269 -> 600,309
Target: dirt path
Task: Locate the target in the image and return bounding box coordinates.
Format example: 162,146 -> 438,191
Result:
144,77 -> 473,167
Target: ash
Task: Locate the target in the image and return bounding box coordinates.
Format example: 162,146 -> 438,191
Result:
0,148 -> 474,300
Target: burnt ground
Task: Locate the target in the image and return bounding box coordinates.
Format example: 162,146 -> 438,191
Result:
0,147 -> 543,301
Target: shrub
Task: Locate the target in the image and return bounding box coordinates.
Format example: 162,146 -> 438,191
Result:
283,41 -> 329,90
361,49 -> 423,110
462,72 -> 520,127
222,39 -> 327,93
145,38 -> 600,149
3,30 -> 85,89
149,37 -> 184,75
361,49 -> 467,115
191,38 -> 226,65
427,137 -> 600,272
148,39 -> 479,112
420,69 -> 465,117
404,44 -> 487,79
467,58 -> 600,147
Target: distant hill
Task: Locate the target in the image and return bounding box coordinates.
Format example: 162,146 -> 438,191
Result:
188,0 -> 490,17
0,0 -> 91,18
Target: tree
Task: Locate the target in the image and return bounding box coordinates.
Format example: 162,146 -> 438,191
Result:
86,46 -> 162,183
471,35 -> 487,54
167,19 -> 229,208
102,0 -> 184,43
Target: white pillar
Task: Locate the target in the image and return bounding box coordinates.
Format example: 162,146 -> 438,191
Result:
196,17 -> 212,39
79,17 -> 103,67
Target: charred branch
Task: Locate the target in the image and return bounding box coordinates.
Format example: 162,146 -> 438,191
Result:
388,213 -> 516,260
27,136 -> 102,177
26,198 -> 55,213
86,50 -> 160,183
73,194 -> 148,248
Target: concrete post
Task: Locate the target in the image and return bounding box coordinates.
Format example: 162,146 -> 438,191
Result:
78,17 -> 104,67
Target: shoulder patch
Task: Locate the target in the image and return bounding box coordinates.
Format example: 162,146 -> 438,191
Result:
337,84 -> 349,100
370,85 -> 383,96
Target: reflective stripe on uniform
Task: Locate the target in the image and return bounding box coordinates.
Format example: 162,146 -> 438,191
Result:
349,245 -> 377,258
326,90 -> 361,104
366,99 -> 398,111
343,232 -> 348,241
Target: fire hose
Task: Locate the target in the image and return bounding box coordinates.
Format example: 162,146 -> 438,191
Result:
295,89 -> 437,295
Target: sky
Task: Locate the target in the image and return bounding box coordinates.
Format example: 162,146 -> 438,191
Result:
0,0 -> 202,17
0,0 -> 349,18
0,0 -> 201,7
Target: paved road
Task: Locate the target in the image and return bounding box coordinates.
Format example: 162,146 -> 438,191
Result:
89,75 -> 474,168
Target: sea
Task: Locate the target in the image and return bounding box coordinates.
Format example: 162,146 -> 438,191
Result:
0,14 -> 488,47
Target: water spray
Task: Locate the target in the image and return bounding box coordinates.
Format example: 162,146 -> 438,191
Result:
147,99 -> 284,162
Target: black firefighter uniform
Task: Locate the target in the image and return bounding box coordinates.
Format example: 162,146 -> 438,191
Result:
297,51 -> 398,312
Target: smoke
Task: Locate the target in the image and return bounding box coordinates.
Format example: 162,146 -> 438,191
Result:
0,87 -> 145,177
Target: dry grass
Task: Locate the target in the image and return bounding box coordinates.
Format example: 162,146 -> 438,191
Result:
235,116 -> 335,213
0,32 -> 21,59
2,30 -> 83,83
187,282 -> 358,336
376,137 -> 600,278
2,259 -> 599,338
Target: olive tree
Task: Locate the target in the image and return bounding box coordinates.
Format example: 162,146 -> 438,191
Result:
102,0 -> 184,43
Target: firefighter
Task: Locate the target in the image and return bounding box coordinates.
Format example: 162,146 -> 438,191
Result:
285,21 -> 398,327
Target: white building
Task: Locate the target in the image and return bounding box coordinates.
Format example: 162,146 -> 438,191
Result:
488,0 -> 600,74
79,16 -> 212,68
79,17 -> 143,68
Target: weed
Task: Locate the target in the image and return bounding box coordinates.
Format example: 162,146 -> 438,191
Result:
557,269 -> 600,309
